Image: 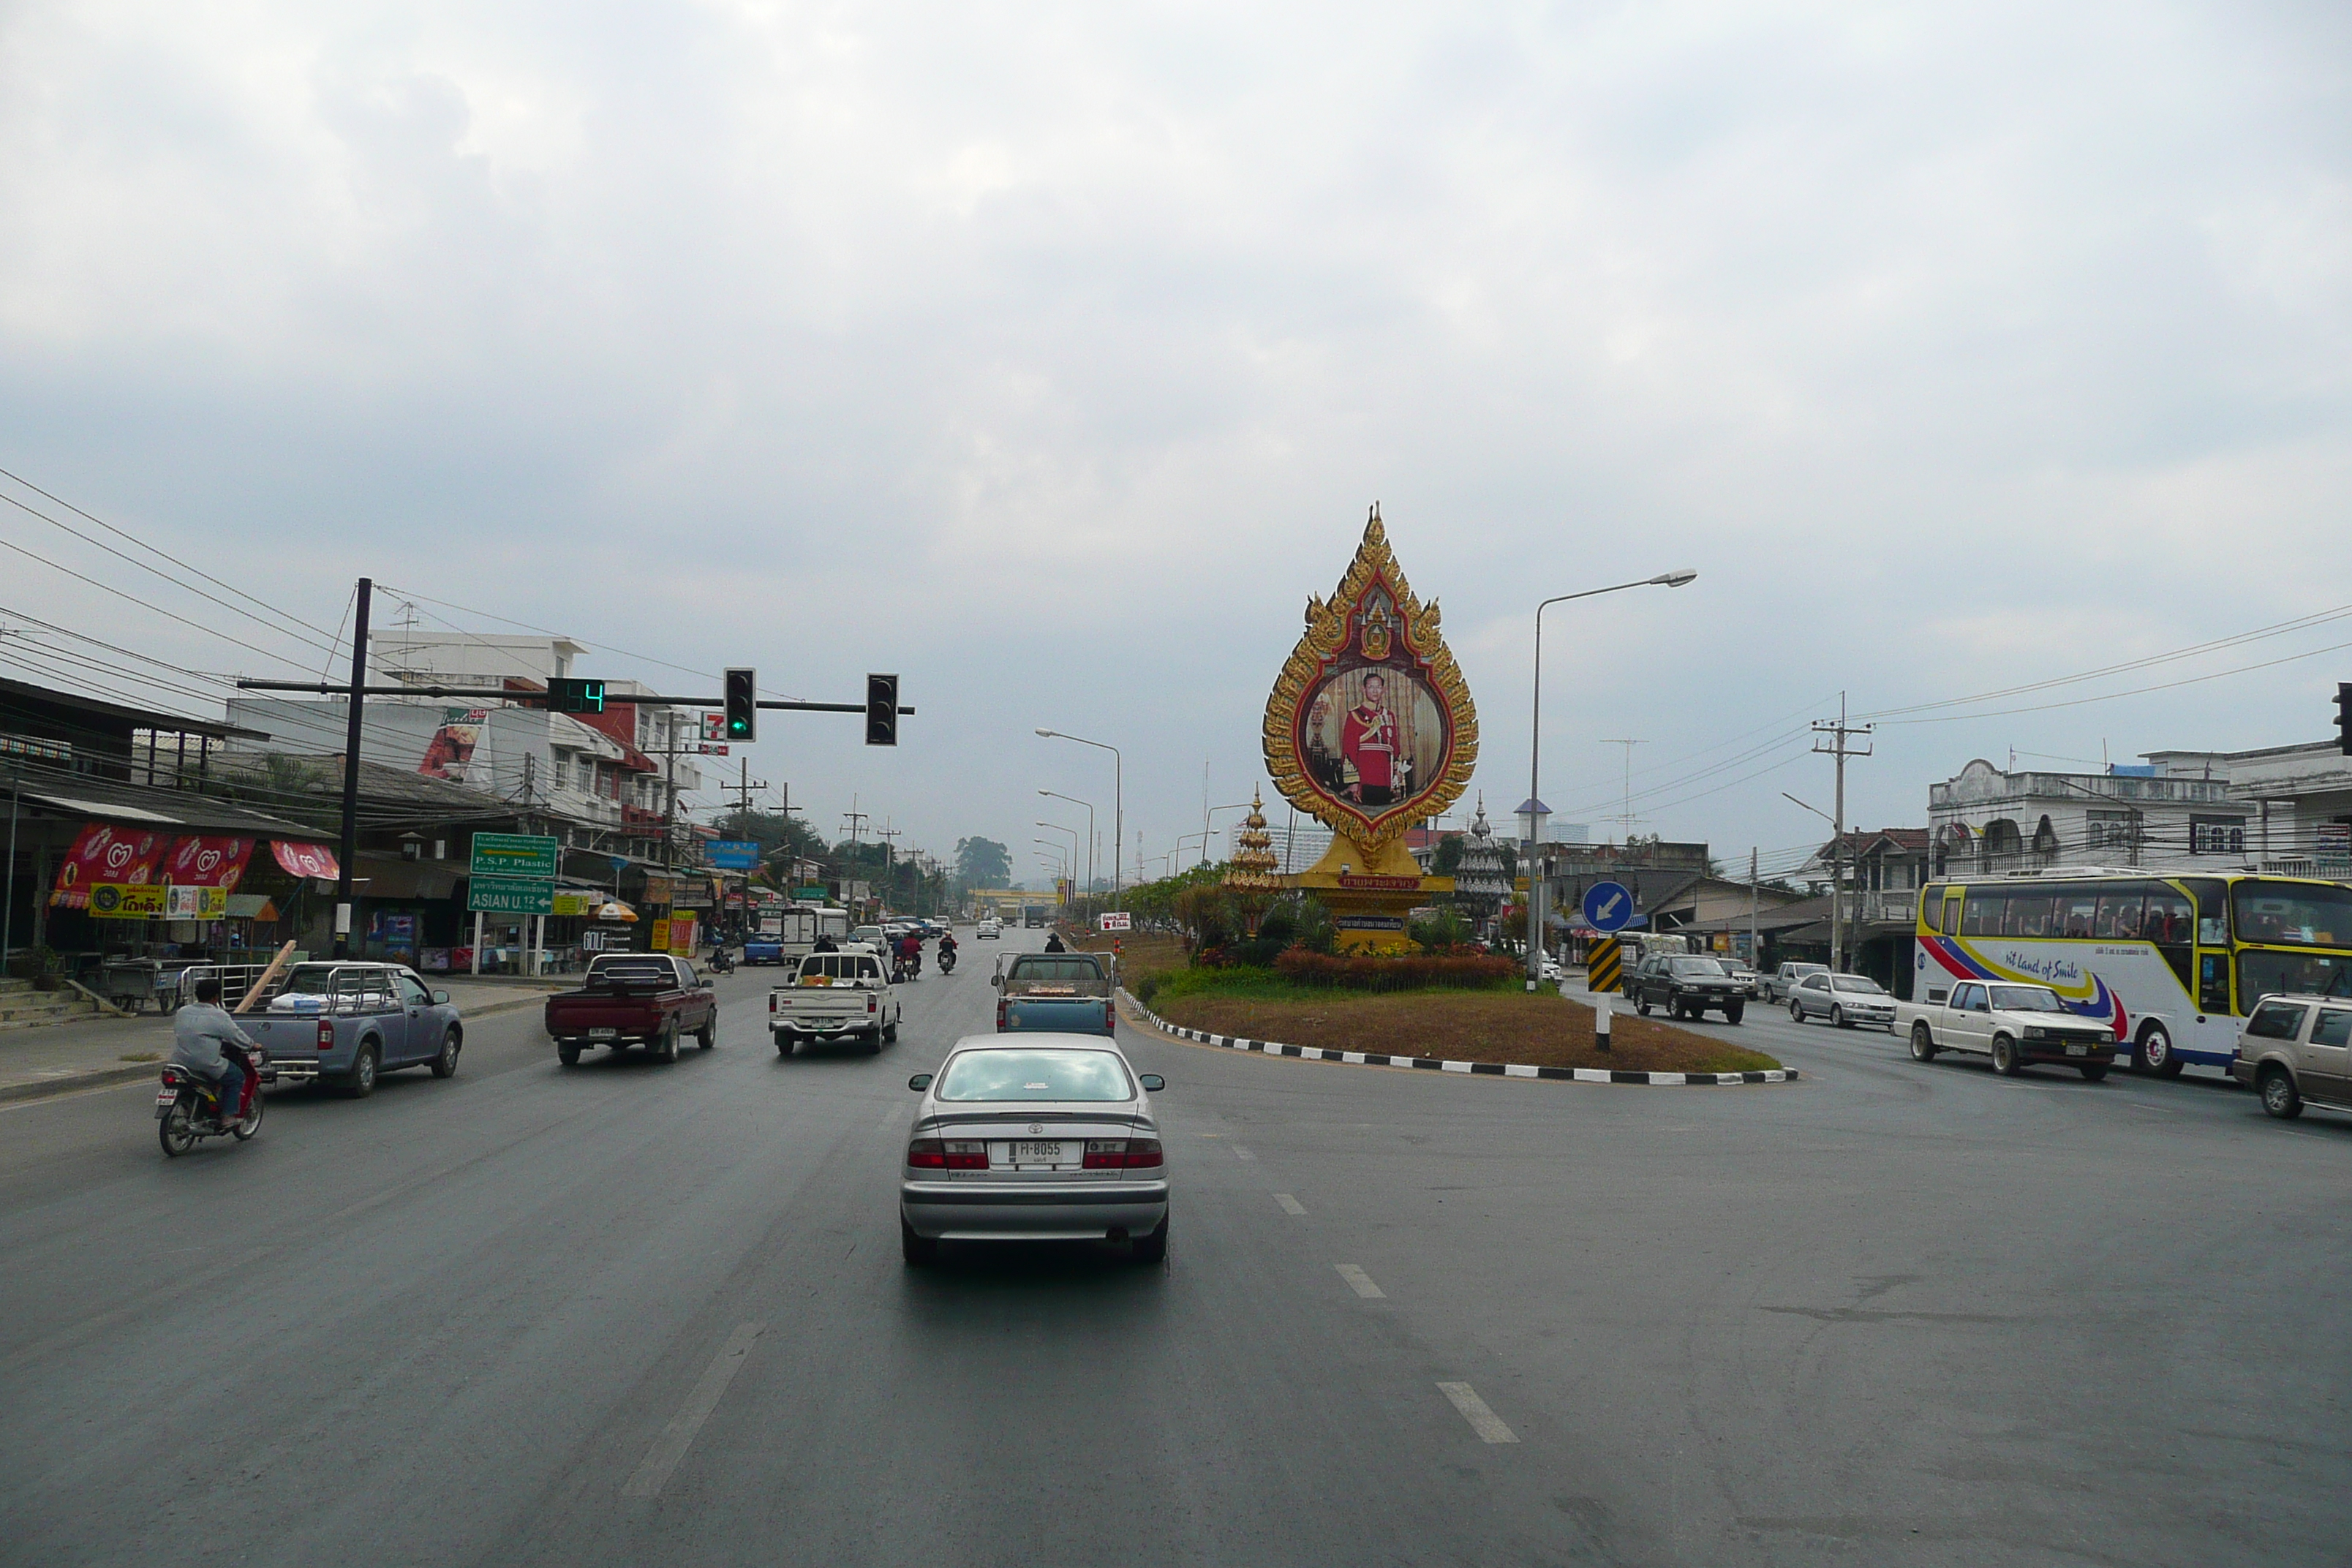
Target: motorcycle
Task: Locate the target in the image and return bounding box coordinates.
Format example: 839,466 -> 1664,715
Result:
938,945 -> 957,975
157,1042 -> 273,1158
708,946 -> 737,975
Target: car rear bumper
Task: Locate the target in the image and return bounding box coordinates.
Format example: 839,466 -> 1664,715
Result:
901,1180 -> 1169,1241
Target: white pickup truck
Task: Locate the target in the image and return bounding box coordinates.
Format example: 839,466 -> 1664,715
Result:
768,947 -> 902,1055
1892,979 -> 2120,1081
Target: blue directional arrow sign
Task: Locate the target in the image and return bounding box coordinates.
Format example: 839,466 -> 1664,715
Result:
1582,880 -> 1635,934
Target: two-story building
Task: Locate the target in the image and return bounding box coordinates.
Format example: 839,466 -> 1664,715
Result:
1928,755 -> 2250,878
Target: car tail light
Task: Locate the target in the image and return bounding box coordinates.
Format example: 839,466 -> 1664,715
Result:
943,1140 -> 989,1170
1105,1000 -> 1117,1032
1084,1138 -> 1162,1170
867,996 -> 878,1014
1123,1138 -> 1163,1169
905,1138 -> 947,1169
316,1020 -> 333,1051
996,999 -> 1009,1030
769,992 -> 777,1013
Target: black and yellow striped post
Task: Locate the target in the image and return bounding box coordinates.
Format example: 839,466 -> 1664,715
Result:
1586,935 -> 1623,994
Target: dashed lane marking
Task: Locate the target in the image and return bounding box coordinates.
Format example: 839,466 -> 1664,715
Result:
622,1322 -> 766,1499
1335,1264 -> 1385,1299
1275,1193 -> 1307,1216
1233,1145 -> 1256,1161
1436,1382 -> 1519,1444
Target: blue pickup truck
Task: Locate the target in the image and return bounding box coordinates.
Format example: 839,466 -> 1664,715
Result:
241,961 -> 464,1096
992,952 -> 1117,1036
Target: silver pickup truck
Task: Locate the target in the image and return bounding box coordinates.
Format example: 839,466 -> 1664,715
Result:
241,961 -> 465,1096
1893,979 -> 2118,1081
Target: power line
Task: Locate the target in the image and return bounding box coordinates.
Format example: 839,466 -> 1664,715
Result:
0,534 -> 323,675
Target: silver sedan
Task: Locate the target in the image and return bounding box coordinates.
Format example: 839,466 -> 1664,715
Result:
1789,971 -> 1897,1030
901,1034 -> 1169,1265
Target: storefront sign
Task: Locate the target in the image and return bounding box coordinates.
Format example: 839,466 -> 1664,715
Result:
469,832 -> 559,880
1098,911 -> 1132,931
793,885 -> 828,902
668,916 -> 697,955
651,918 -> 671,951
643,874 -> 677,906
469,876 -> 554,915
707,840 -> 761,870
165,885 -> 230,920
90,882 -> 169,918
551,892 -> 596,917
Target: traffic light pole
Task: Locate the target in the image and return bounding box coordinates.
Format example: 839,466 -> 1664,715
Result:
333,578 -> 372,960
234,680 -> 914,717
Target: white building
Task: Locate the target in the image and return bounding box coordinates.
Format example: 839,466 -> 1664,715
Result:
1928,754 -> 2250,878
2225,741 -> 2352,875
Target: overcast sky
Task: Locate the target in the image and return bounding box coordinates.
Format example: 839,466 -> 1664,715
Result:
4,1 -> 2348,883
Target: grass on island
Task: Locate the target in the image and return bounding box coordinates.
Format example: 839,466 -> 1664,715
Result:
1138,965 -> 1783,1076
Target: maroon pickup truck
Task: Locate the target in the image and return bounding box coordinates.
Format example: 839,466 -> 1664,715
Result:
545,954 -> 718,1066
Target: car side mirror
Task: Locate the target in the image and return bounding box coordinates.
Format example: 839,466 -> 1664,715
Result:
431,990 -> 450,1005
908,1073 -> 932,1091
1138,1073 -> 1164,1092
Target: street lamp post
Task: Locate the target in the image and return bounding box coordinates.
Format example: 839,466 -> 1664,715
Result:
1782,791 -> 1844,973
1036,826 -> 1080,911
1036,729 -> 1122,911
1039,791 -> 1096,919
1523,568 -> 1697,989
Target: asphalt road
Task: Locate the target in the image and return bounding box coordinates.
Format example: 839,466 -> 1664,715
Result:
1,932 -> 2345,1567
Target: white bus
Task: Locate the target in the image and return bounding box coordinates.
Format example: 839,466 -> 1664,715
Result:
1915,870 -> 2352,1077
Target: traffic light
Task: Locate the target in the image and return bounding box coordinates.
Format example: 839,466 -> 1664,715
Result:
546,677 -> 605,714
2337,682 -> 2352,756
866,674 -> 899,746
723,668 -> 757,742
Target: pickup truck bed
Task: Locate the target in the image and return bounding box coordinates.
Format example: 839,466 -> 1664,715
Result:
994,954 -> 1117,1036
545,955 -> 717,1066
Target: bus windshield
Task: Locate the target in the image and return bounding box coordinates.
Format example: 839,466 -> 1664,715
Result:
2231,880 -> 2352,949
2238,949 -> 2352,1003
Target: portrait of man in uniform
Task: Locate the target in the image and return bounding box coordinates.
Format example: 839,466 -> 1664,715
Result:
1340,672 -> 1401,805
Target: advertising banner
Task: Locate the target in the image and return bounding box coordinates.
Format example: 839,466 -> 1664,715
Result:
165,886 -> 230,921
551,892 -> 596,917
707,840 -> 761,870
50,824 -> 169,909
668,916 -> 697,955
272,841 -> 341,881
89,882 -> 170,918
1098,911 -> 1132,931
162,836 -> 253,892
651,918 -> 671,951
468,833 -> 560,880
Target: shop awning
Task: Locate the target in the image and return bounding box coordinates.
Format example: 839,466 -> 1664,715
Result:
273,840 -> 342,881
48,823 -> 171,909
160,835 -> 255,891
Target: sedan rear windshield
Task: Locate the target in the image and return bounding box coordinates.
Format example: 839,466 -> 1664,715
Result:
935,1049 -> 1132,1102
1831,976 -> 1887,994
1003,957 -> 1110,996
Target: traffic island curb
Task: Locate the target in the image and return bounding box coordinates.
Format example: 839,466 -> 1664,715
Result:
1117,990 -> 1798,1087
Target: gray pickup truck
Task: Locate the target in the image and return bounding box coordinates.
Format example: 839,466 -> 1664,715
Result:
992,953 -> 1117,1036
241,961 -> 464,1096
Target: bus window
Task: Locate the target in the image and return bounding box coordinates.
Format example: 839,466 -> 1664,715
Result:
2198,951 -> 2231,1014
1921,886 -> 1945,935
2179,878 -> 2230,946
2057,889 -> 2100,938
1960,892 -> 2005,938
2230,879 -> 2352,948
2005,895 -> 2054,938
2094,886 -> 2146,941
2144,887 -> 2193,946
2239,949 -> 2352,1006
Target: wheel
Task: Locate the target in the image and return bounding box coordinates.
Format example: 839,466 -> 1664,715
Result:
557,1041 -> 581,1067
230,1087 -> 265,1139
775,1034 -> 794,1058
2259,1066 -> 2304,1120
883,1018 -> 899,1043
346,1042 -> 380,1098
1910,1022 -> 1939,1061
1724,1003 -> 1744,1025
697,1012 -> 717,1050
429,1028 -> 461,1079
1635,995 -> 1651,1017
158,1096 -> 199,1158
1831,1005 -> 1849,1029
2078,1064 -> 2109,1082
900,1216 -> 938,1266
657,1021 -> 680,1063
1790,999 -> 1806,1023
2138,1024 -> 2183,1079
1132,1215 -> 1169,1265
1991,1034 -> 2021,1077
863,1029 -> 883,1055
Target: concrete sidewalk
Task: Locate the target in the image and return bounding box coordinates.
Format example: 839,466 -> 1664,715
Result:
0,976 -> 566,1106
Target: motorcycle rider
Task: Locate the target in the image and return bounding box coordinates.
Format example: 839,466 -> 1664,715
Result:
936,930 -> 959,971
1044,931 -> 1067,953
170,976 -> 255,1128
897,930 -> 923,977
812,932 -> 837,953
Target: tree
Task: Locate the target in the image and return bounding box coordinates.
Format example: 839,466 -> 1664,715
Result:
1431,834 -> 1466,874
954,837 -> 1012,890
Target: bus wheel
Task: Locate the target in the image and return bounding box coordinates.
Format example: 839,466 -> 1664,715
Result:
2138,1024 -> 2183,1079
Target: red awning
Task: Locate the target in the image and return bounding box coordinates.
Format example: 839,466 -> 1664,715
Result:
162,835 -> 255,891
49,823 -> 171,909
271,840 -> 341,881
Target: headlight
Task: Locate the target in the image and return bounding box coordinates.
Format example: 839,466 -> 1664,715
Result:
2022,1026 -> 2046,1040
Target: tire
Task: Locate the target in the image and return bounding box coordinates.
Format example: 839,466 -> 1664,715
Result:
1132,1215 -> 1169,1265
1725,1003 -> 1744,1025
1991,1034 -> 2021,1077
2138,1024 -> 2183,1079
2079,1064 -> 2109,1082
1831,1005 -> 1850,1030
158,1096 -> 199,1158
1635,995 -> 1651,1017
883,1018 -> 899,1044
901,1216 -> 938,1266
2259,1066 -> 2304,1120
864,1029 -> 883,1055
346,1041 -> 380,1098
557,1041 -> 581,1067
697,1012 -> 717,1050
429,1028 -> 461,1079
1910,1022 -> 1939,1061
656,1021 -> 680,1063
231,1087 -> 265,1140
1790,999 -> 1806,1023
775,1033 -> 794,1058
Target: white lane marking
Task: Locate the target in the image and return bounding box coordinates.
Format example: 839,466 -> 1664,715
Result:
622,1322 -> 766,1499
1274,1193 -> 1307,1216
1232,1145 -> 1255,1161
1436,1382 -> 1519,1444
1335,1264 -> 1385,1299
875,1104 -> 907,1133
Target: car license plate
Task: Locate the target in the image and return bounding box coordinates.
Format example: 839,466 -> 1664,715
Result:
2066,1043 -> 2088,1057
589,1028 -> 618,1040
1009,1140 -> 1066,1166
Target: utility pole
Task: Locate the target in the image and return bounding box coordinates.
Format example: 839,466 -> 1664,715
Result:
333,578 -> 372,959
1601,739 -> 1646,844
879,824 -> 901,913
1749,845 -> 1759,968
842,807 -> 869,918
1812,693 -> 1874,974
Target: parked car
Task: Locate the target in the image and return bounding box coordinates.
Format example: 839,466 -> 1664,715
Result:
1721,960 -> 1761,999
1628,953 -> 1746,1023
770,947 -> 901,1054
244,961 -> 464,1097
1894,979 -> 2117,1079
1787,972 -> 1896,1030
1762,962 -> 1828,1003
993,952 -> 1117,1036
543,953 -> 717,1066
900,1034 -> 1168,1264
2231,993 -> 2352,1120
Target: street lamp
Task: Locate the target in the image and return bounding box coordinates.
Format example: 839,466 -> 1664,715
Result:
1782,791 -> 1846,974
1036,729 -> 1123,911
1035,828 -> 1079,908
1039,790 -> 1096,914
1523,567 -> 1697,989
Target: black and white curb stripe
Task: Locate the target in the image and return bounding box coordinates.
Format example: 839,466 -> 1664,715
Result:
1117,990 -> 1798,1086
